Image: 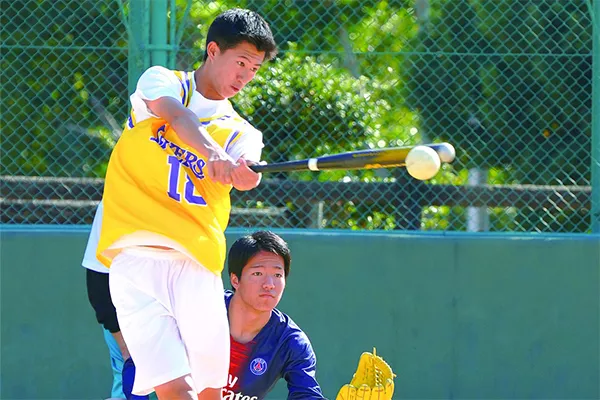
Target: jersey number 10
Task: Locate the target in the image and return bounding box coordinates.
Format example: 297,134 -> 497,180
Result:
166,155 -> 207,205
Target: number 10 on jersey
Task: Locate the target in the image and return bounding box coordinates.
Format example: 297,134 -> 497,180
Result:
166,155 -> 207,205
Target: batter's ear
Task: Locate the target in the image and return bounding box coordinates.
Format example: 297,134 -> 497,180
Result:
206,41 -> 220,61
230,273 -> 240,290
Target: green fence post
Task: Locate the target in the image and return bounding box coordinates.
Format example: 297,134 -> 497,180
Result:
169,0 -> 177,69
592,0 -> 600,233
127,0 -> 150,94
151,0 -> 168,67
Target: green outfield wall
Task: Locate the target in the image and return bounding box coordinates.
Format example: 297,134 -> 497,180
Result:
1,227 -> 598,399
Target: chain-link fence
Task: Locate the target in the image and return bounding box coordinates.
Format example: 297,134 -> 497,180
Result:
2,0 -> 598,233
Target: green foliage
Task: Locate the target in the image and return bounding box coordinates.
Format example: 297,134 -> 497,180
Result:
235,49 -> 388,164
403,0 -> 592,232
1,0 -> 128,177
2,0 -> 592,232
233,50 -> 414,229
405,0 -> 591,172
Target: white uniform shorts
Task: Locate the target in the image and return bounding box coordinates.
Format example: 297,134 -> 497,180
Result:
109,247 -> 229,396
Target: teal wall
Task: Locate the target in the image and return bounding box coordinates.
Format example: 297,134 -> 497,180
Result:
1,227 -> 598,399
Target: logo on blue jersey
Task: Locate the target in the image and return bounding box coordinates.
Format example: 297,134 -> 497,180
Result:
249,357 -> 267,376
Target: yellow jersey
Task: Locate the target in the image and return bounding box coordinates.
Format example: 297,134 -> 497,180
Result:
97,112 -> 251,275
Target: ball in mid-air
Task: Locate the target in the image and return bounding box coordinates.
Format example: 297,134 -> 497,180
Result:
405,145 -> 441,180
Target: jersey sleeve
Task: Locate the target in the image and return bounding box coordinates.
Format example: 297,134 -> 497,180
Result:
282,332 -> 326,400
130,66 -> 183,118
225,125 -> 264,163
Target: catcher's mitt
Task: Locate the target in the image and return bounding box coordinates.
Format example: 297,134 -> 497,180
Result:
335,348 -> 396,400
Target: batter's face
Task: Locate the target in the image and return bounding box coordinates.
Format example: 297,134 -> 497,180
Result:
204,41 -> 265,100
230,251 -> 286,312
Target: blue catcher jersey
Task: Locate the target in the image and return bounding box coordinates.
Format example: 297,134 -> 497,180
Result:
223,291 -> 325,400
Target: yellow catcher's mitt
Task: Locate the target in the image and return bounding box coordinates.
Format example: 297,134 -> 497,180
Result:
335,348 -> 396,400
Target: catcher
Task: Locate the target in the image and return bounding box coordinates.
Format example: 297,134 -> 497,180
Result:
122,231 -> 326,400
336,348 -> 396,400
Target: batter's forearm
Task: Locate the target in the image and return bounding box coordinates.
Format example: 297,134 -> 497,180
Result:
169,113 -> 226,158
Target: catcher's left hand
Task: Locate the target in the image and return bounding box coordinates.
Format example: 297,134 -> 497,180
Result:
335,348 -> 396,400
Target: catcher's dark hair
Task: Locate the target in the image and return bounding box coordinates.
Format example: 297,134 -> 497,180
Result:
204,8 -> 277,62
228,230 -> 291,280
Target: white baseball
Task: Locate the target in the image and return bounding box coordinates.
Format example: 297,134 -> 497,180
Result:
405,145 -> 441,181
436,143 -> 456,163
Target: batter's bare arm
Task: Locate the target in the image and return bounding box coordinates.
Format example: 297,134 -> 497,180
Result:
145,96 -> 237,184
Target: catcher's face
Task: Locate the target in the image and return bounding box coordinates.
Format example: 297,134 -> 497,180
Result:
232,250 -> 286,312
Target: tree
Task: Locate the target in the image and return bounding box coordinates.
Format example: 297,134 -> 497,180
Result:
403,0 -> 592,232
1,0 -> 128,178
233,50 -> 402,229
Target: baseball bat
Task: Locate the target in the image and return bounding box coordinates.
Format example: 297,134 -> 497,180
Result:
249,142 -> 455,173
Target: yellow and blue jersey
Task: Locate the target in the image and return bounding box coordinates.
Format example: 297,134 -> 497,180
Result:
97,111 -> 250,275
